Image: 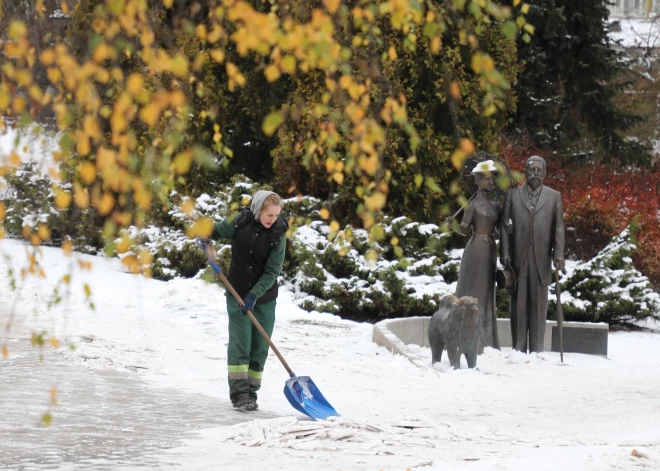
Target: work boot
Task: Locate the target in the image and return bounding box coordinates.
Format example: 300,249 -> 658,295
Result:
233,399 -> 257,412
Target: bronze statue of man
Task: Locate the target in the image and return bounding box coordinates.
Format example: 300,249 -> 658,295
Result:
500,156 -> 565,353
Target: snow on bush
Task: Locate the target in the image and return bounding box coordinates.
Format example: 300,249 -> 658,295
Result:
2,168 -> 658,325
551,227 -> 660,327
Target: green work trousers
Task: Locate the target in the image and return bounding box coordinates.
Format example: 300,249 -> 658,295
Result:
226,296 -> 276,406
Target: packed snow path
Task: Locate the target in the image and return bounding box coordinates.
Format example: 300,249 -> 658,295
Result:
0,336 -> 276,470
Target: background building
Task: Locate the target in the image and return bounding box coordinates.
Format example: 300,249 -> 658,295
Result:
610,0 -> 660,18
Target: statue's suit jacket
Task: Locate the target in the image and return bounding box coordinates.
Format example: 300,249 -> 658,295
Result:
500,184 -> 565,287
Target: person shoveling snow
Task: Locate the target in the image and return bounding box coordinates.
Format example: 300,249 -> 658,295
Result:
198,190 -> 338,420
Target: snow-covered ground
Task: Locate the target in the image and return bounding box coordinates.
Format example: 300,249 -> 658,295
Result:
1,238 -> 660,470
610,17 -> 660,49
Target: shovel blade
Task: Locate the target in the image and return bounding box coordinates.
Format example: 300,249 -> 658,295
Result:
284,375 -> 339,420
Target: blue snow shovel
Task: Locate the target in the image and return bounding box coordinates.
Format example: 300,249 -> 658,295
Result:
200,242 -> 339,420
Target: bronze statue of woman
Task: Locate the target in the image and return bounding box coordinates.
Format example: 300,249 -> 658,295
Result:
454,160 -> 501,353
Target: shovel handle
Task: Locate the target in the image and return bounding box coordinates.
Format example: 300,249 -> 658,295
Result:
200,242 -> 295,377
217,271 -> 294,376
554,267 -> 564,363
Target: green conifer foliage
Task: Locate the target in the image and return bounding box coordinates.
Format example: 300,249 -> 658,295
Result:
512,0 -> 649,164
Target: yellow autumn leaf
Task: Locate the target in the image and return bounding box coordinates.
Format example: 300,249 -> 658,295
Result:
117,237 -> 132,254
9,151 -> 20,167
41,413 -> 52,427
281,56 -> 296,74
122,255 -> 141,274
134,189 -> 151,210
0,92 -> 10,111
483,103 -> 498,116
49,338 -> 60,349
262,112 -> 283,136
1,345 -> 8,359
74,186 -> 90,209
126,73 -> 144,96
234,72 -> 246,87
388,46 -> 398,61
0,203 -> 5,221
55,190 -> 72,209
83,115 -> 100,139
163,0 -> 173,8
431,36 -> 442,54
97,193 -> 115,216
264,64 -> 280,82
12,96 -> 26,114
8,21 -> 28,39
47,68 -> 62,84
40,49 -> 55,66
186,217 -> 213,238
139,103 -> 160,126
93,43 -> 111,63
50,386 -> 58,405
323,0 -> 341,14
196,24 -> 207,41
181,199 -> 195,214
173,150 -> 193,174
449,80 -> 461,98
79,162 -> 97,184
78,260 -> 92,271
170,90 -> 185,107
325,78 -> 336,91
207,25 -> 223,43
451,149 -> 467,169
138,249 -> 154,266
329,220 -> 340,232
332,172 -> 344,184
460,138 -> 475,154
325,158 -> 336,173
210,49 -> 226,63
319,208 -> 330,220
62,240 -> 73,256
365,192 -> 386,211
38,224 -> 51,241
170,54 -> 189,77
114,211 -> 132,227
75,132 -> 90,157
29,85 -> 43,102
358,154 -> 380,175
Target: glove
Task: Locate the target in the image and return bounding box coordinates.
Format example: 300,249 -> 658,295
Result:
196,237 -> 211,247
241,293 -> 257,315
196,238 -> 221,274
554,258 -> 565,272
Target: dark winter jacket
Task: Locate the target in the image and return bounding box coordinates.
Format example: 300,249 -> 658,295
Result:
210,209 -> 288,304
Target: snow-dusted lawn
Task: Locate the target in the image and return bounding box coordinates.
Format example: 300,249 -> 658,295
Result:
1,238 -> 659,470
610,17 -> 660,49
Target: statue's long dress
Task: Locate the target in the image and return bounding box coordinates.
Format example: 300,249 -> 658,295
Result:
455,194 -> 501,353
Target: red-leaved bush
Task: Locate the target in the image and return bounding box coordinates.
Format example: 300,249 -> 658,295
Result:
499,137 -> 660,287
